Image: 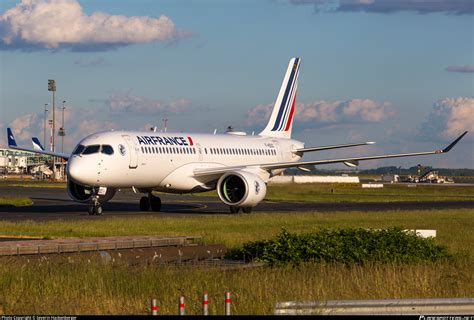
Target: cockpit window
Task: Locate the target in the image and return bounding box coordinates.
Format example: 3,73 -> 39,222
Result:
82,145 -> 100,155
73,144 -> 85,155
101,145 -> 114,155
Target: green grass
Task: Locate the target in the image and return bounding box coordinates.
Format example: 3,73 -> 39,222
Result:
0,208 -> 472,315
264,183 -> 474,202
0,258 -> 471,315
0,197 -> 33,207
0,182 -> 66,188
0,209 -> 472,255
187,183 -> 474,202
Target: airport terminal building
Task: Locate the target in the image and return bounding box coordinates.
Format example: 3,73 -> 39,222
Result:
0,148 -> 53,177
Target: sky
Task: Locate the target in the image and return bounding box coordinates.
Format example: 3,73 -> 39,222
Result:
0,0 -> 473,169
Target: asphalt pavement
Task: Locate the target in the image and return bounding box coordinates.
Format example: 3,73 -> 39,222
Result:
0,186 -> 472,221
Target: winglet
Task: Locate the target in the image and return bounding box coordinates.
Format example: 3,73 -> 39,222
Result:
7,128 -> 17,147
441,131 -> 468,153
32,137 -> 45,151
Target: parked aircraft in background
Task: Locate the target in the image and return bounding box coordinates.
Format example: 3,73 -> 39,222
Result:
7,58 -> 468,215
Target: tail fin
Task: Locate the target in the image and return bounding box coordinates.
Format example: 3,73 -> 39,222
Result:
32,137 -> 45,151
7,128 -> 17,147
259,57 -> 300,139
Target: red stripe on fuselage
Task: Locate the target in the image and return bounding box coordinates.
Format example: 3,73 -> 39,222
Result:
187,136 -> 194,146
284,93 -> 296,131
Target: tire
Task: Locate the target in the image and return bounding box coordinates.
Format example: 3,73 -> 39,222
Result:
242,207 -> 252,214
139,196 -> 150,211
94,206 -> 103,216
229,206 -> 240,213
150,196 -> 162,212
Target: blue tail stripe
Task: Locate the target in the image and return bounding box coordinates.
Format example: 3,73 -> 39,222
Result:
271,58 -> 299,131
277,68 -> 299,131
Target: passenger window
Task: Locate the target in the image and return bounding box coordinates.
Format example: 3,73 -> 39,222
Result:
101,145 -> 114,155
73,144 -> 85,155
83,145 -> 100,155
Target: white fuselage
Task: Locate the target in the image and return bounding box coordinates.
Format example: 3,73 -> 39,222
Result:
67,130 -> 304,193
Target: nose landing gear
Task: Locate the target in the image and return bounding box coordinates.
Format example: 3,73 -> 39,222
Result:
139,193 -> 162,212
88,194 -> 103,216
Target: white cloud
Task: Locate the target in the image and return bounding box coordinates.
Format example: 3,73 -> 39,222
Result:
105,91 -> 192,114
7,106 -> 119,151
0,0 -> 188,51
420,97 -> 474,140
246,98 -> 394,126
9,113 -> 41,141
291,0 -> 474,14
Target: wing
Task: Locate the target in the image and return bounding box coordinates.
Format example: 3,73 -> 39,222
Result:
194,132 -> 468,177
293,141 -> 375,154
7,128 -> 69,160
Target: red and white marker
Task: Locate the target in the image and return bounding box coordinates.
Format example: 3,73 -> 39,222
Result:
178,296 -> 185,316
203,292 -> 209,316
225,291 -> 231,316
150,298 -> 158,316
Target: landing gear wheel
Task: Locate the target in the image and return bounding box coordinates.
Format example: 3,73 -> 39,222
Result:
94,206 -> 103,216
150,195 -> 162,212
242,207 -> 252,214
139,196 -> 150,211
88,205 -> 103,216
229,206 -> 240,213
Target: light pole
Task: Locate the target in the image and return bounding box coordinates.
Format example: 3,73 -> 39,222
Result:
59,100 -> 66,153
48,79 -> 56,179
43,103 -> 49,148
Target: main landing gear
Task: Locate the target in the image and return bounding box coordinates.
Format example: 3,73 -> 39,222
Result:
139,193 -> 162,212
229,206 -> 252,214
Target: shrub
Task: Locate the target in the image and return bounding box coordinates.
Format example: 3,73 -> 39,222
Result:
227,228 -> 450,265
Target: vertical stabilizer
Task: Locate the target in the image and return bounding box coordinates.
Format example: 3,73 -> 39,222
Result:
259,57 -> 300,139
7,128 -> 17,147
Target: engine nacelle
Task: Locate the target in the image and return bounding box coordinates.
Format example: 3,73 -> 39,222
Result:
67,180 -> 116,204
217,171 -> 266,207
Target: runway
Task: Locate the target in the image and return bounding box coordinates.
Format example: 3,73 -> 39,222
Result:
0,186 -> 472,221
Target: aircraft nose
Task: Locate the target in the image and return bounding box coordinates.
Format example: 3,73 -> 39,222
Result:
67,157 -> 81,183
67,156 -> 95,185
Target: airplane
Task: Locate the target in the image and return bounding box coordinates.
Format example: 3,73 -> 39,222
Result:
6,57 -> 468,216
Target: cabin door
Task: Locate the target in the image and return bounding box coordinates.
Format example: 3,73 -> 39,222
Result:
122,135 -> 139,168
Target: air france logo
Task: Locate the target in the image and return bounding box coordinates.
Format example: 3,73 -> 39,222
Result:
137,135 -> 194,146
254,181 -> 260,195
118,144 -> 126,156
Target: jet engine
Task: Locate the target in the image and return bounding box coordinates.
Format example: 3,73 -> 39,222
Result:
217,171 -> 266,207
67,180 -> 116,204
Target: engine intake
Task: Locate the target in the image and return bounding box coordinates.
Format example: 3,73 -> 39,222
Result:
67,180 -> 116,204
217,171 -> 266,207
